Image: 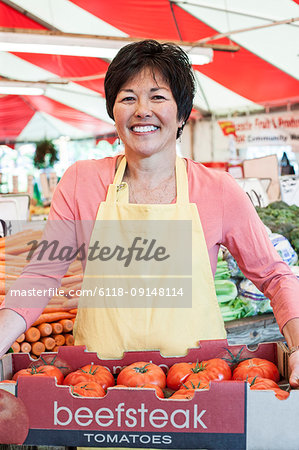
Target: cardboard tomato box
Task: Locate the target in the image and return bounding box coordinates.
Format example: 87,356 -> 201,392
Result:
0,339 -> 298,449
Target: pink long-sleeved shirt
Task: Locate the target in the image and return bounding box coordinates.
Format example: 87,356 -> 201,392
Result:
3,155 -> 299,331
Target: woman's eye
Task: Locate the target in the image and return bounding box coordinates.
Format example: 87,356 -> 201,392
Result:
121,96 -> 135,102
152,95 -> 165,100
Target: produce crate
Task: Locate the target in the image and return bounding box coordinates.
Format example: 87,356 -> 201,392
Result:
0,340 -> 298,449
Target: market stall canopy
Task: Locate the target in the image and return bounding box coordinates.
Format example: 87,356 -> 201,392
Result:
0,0 -> 298,143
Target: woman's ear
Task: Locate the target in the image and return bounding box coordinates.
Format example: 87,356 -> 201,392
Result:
177,121 -> 186,139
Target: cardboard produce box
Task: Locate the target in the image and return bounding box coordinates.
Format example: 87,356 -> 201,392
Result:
0,340 -> 298,449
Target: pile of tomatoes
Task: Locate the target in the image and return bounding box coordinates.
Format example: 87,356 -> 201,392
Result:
2,354 -> 289,400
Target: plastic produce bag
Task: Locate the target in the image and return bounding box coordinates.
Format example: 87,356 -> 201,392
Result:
269,233 -> 298,266
238,278 -> 273,316
215,279 -> 238,303
290,266 -> 299,278
222,249 -> 245,278
214,259 -> 231,280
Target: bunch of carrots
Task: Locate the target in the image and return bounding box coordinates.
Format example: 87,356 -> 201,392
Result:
0,228 -> 84,357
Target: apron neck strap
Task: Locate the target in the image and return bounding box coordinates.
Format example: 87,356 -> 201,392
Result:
108,155 -> 189,204
113,155 -> 127,185
175,156 -> 189,205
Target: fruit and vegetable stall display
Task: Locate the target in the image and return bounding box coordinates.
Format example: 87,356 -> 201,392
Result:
2,201 -> 299,356
255,201 -> 299,258
0,341 -> 296,449
0,228 -> 81,357
215,201 -> 299,322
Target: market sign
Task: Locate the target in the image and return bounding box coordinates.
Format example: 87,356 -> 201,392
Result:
217,111 -> 299,151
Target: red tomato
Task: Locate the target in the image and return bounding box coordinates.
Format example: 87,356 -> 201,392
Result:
13,365 -> 64,384
64,364 -> 114,389
247,376 -> 289,400
232,358 -> 280,382
272,388 -> 290,400
167,358 -> 231,390
72,381 -> 106,398
247,376 -> 279,390
181,377 -> 210,390
109,384 -> 128,388
28,354 -> 73,376
80,364 -> 115,389
199,359 -> 232,381
166,362 -> 195,390
110,383 -> 164,398
0,388 -> 29,444
170,377 -> 210,400
170,389 -> 195,400
140,384 -> 165,399
117,362 -> 166,388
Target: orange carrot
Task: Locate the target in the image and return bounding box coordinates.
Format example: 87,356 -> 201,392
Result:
11,342 -> 20,353
58,319 -> 73,333
0,265 -> 22,274
53,334 -> 66,346
0,252 -> 27,262
25,327 -> 41,343
69,309 -> 77,315
51,322 -> 64,334
61,275 -> 83,286
37,323 -> 52,337
40,337 -> 56,350
1,234 -> 43,254
42,306 -> 70,314
61,297 -> 79,309
0,274 -> 18,281
32,312 -> 75,326
31,341 -> 46,356
66,260 -> 83,272
0,281 -> 5,296
48,298 -> 66,306
20,342 -> 32,353
2,245 -> 31,256
16,333 -> 25,343
64,283 -> 82,297
64,334 -> 74,346
71,317 -> 76,324
1,229 -> 42,246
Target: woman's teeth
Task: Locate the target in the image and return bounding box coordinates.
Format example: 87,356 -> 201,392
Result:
132,125 -> 158,132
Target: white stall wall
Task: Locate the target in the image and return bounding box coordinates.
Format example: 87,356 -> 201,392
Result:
181,119 -> 230,162
179,122 -> 193,159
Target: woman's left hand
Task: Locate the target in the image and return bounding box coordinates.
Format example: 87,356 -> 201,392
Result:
289,350 -> 299,388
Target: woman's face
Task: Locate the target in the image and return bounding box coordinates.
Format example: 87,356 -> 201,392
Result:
113,67 -> 183,158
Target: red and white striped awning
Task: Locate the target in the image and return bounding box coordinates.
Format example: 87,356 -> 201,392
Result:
0,0 -> 298,142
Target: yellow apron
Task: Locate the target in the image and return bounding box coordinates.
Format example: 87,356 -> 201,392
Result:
74,156 -> 226,356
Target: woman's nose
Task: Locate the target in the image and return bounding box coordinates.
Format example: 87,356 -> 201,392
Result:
134,99 -> 152,118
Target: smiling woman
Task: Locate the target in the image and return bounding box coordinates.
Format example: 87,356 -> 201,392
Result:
1,41 -> 299,430
104,40 -> 195,204
112,68 -> 181,204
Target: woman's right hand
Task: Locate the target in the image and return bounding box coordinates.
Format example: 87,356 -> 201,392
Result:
289,350 -> 299,388
0,309 -> 26,359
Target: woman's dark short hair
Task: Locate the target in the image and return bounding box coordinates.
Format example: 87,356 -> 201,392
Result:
104,39 -> 196,137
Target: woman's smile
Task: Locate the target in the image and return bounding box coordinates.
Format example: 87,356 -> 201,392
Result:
130,124 -> 159,134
